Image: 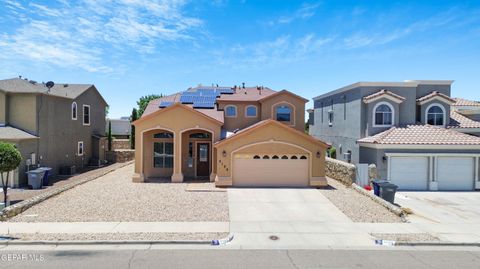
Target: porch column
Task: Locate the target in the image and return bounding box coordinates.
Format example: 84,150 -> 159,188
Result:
171,131 -> 183,182
475,157 -> 480,190
132,128 -> 144,183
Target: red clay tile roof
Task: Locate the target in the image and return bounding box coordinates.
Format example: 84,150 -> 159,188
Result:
363,89 -> 406,103
358,125 -> 480,145
452,98 -> 480,107
216,87 -> 276,102
416,91 -> 455,104
448,111 -> 480,129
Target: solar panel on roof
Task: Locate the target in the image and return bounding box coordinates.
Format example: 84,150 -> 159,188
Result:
217,88 -> 234,94
192,101 -> 216,108
159,101 -> 174,108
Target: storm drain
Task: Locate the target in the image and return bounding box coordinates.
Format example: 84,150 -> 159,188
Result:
269,235 -> 279,241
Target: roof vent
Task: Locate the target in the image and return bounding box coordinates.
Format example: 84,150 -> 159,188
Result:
18,75 -> 22,79
29,80 -> 37,85
242,82 -> 245,89
63,84 -> 69,87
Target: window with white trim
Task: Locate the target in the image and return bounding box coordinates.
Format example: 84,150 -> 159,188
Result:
426,104 -> 445,126
246,105 -> 257,117
374,102 -> 393,127
225,105 -> 237,117
83,105 -> 90,125
77,141 -> 84,156
72,102 -> 77,120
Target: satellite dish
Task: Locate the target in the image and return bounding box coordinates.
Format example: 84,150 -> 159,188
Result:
46,81 -> 55,89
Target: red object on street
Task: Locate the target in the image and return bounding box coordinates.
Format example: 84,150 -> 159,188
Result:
364,185 -> 372,191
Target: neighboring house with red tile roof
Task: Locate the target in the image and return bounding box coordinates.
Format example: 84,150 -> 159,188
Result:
310,80 -> 480,191
132,85 -> 329,188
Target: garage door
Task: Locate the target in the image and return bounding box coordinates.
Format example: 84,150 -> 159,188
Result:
437,157 -> 474,191
232,155 -> 309,187
389,157 -> 429,190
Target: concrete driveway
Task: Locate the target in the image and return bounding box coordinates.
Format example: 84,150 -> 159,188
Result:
227,188 -> 374,248
396,191 -> 480,224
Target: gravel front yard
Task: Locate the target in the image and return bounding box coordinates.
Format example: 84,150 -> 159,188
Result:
9,164 -> 229,222
371,233 -> 439,242
8,232 -> 229,241
318,178 -> 402,223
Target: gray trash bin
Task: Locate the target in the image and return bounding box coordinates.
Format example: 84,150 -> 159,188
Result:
26,169 -> 46,189
37,167 -> 52,187
380,183 -> 398,204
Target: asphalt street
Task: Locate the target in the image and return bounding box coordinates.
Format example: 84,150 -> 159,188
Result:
0,247 -> 479,269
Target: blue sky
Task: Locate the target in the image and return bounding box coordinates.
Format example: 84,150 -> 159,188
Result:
1,0 -> 479,118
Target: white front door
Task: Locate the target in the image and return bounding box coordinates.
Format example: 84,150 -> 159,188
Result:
389,157 -> 429,190
437,157 -> 475,191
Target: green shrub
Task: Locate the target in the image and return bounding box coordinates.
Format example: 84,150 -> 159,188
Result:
0,142 -> 22,205
329,147 -> 337,159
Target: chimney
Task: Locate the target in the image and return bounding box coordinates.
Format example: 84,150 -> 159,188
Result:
257,86 -> 261,95
18,75 -> 22,79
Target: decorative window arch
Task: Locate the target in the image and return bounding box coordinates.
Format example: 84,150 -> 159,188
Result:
262,155 -> 270,159
225,105 -> 237,117
426,103 -> 446,126
72,102 -> 77,120
276,105 -> 291,122
253,155 -> 260,159
282,155 -> 289,159
373,102 -> 394,127
300,156 -> 307,159
245,105 -> 258,117
290,156 -> 298,159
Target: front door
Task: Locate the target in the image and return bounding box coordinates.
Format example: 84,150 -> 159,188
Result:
196,143 -> 210,177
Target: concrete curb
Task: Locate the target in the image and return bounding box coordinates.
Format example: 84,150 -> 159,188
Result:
0,239 -> 211,246
351,183 -> 407,221
395,241 -> 480,247
0,161 -> 134,221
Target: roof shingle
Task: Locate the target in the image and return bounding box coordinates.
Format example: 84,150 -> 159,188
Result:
448,111 -> 480,129
416,91 -> 455,104
452,98 -> 480,107
0,126 -> 39,140
363,89 -> 406,103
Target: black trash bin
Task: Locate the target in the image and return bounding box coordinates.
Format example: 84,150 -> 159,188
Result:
371,179 -> 389,196
380,183 -> 398,204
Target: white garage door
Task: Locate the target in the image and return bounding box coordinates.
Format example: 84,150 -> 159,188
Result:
389,157 -> 429,190
437,157 -> 474,191
233,155 -> 309,187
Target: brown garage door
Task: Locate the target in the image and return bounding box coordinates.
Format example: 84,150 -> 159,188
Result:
232,154 -> 309,187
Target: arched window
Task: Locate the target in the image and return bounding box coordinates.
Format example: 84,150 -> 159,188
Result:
72,102 -> 77,120
189,132 -> 210,139
225,105 -> 237,117
272,155 -> 279,159
300,156 -> 307,159
253,155 -> 260,159
281,155 -> 289,159
374,102 -> 393,127
154,132 -> 174,139
290,156 -> 298,159
246,105 -> 257,117
426,104 -> 445,126
276,105 -> 291,122
262,155 -> 270,159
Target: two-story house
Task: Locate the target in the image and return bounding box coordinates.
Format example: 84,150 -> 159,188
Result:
132,85 -> 329,187
0,77 -> 108,187
310,80 -> 480,191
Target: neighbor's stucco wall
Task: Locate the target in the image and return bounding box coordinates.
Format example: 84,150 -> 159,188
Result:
16,139 -> 39,186
260,92 -> 306,132
134,105 -> 221,181
217,101 -> 261,132
0,92 -> 6,125
214,122 -> 327,180
8,93 -> 37,134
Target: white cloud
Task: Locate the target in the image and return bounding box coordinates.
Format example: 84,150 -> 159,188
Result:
0,0 -> 202,73
273,2 -> 320,25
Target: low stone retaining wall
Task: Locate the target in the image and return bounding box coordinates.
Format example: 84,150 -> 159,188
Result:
112,139 -> 131,150
106,150 -> 135,163
325,157 -> 356,185
0,161 -> 133,221
351,183 -> 406,219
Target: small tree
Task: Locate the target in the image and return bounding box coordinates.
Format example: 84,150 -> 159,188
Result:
130,108 -> 138,149
107,121 -> 113,151
0,142 -> 22,206
137,94 -> 163,117
329,147 -> 337,159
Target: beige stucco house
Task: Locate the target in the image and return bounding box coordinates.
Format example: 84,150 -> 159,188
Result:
132,85 -> 329,187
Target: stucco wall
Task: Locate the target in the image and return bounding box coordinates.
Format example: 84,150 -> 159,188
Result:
133,105 -> 222,181
16,139 -> 39,186
260,92 -> 306,132
37,89 -> 107,175
8,94 -> 37,134
0,92 -> 6,125
214,122 -> 327,181
217,101 -> 260,132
